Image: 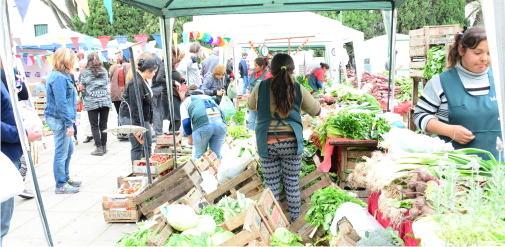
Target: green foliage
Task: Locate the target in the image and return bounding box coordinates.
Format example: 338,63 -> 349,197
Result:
423,46 -> 446,79
199,206 -> 225,225
271,228 -> 303,247
305,187 -> 366,231
313,49 -> 325,57
316,10 -> 385,40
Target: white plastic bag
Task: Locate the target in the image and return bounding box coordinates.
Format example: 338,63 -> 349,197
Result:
330,202 -> 382,239
217,144 -> 254,184
200,170 -> 219,194
0,152 -> 24,203
19,103 -> 43,133
382,128 -> 454,154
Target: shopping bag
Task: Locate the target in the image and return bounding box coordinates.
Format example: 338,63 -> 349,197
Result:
227,81 -> 238,99
0,152 -> 24,203
219,95 -> 236,118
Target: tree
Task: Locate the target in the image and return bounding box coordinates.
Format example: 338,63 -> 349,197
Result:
316,10 -> 385,40
465,0 -> 483,26
40,0 -> 78,30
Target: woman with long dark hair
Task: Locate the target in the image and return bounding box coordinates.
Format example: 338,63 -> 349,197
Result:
120,58 -> 158,164
81,52 -> 112,156
247,54 -> 321,223
156,45 -> 183,132
247,57 -> 272,130
414,27 -> 501,160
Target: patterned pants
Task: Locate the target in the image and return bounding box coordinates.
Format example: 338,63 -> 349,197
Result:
259,140 -> 302,223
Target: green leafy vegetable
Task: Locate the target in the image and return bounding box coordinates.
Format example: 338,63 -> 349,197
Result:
305,187 -> 366,231
423,45 -> 446,80
387,198 -> 415,209
227,126 -> 251,139
232,108 -> 246,125
210,231 -> 235,246
356,227 -> 403,246
199,206 -> 226,225
271,228 -> 303,246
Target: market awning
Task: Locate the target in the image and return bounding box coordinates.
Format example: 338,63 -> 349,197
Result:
116,0 -> 407,17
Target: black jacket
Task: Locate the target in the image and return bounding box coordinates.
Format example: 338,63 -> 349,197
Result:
1,68 -> 29,101
120,73 -> 153,125
156,62 -> 182,95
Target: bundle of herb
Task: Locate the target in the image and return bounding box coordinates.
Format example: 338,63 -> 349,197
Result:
232,108 -> 246,125
305,187 -> 366,231
199,206 -> 226,225
227,126 -> 251,139
423,46 -> 446,80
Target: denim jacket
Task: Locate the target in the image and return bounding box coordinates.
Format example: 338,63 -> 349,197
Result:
44,70 -> 77,127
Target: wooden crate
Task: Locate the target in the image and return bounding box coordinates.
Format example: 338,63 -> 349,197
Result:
34,102 -> 46,110
339,148 -> 374,188
154,145 -> 192,155
133,159 -> 203,219
203,150 -> 222,171
289,183 -> 342,245
196,156 -> 218,176
309,131 -> 322,150
278,170 -> 334,221
35,91 -> 46,97
218,205 -> 272,246
34,97 -> 46,103
102,178 -> 146,223
42,130 -> 53,137
409,24 -> 460,58
156,133 -> 182,145
205,160 -> 264,204
146,215 -> 174,246
180,187 -> 210,214
117,172 -> 156,189
256,188 -> 291,231
132,155 -> 174,176
346,187 -> 370,204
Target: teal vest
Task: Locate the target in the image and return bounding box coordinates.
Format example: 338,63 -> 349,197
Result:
188,96 -> 226,131
439,67 -> 502,160
249,70 -> 268,92
255,78 -> 304,157
308,68 -> 322,92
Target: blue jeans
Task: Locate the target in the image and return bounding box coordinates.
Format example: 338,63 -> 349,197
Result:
242,76 -> 249,94
46,117 -> 74,188
248,110 -> 257,131
1,159 -> 21,245
120,117 -> 152,164
193,116 -> 227,160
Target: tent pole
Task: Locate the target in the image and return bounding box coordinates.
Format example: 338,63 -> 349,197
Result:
386,7 -> 397,112
128,46 -> 153,183
159,17 -> 177,166
0,0 -> 53,245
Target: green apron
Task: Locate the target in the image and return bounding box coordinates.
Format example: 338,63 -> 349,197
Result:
439,67 -> 502,160
255,78 -> 304,158
249,69 -> 268,92
308,68 -> 322,92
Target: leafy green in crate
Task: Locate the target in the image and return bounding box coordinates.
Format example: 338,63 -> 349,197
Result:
423,45 -> 446,80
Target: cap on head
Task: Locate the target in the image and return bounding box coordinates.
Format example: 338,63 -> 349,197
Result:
41,76 -> 47,82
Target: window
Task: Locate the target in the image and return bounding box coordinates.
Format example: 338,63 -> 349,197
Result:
34,24 -> 48,37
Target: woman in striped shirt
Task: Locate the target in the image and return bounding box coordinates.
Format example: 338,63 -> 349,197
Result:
413,27 -> 502,160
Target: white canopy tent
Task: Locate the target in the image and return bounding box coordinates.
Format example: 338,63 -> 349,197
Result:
183,12 -> 365,81
363,33 -> 410,76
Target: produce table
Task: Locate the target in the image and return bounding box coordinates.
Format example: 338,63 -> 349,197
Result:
367,192 -> 420,246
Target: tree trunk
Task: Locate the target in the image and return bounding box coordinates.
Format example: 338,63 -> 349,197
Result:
64,0 -> 77,19
40,0 -> 75,30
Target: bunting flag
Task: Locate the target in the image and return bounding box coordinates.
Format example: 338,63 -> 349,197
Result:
101,50 -> 109,62
182,32 -> 189,46
248,41 -> 260,56
23,56 -> 28,66
115,35 -> 128,45
133,35 -> 148,52
14,0 -> 31,23
28,55 -> 35,65
41,56 -> 45,64
35,56 -> 41,68
293,39 -> 309,56
47,56 -> 53,65
123,49 -> 130,62
103,0 -> 113,25
152,34 -> 163,49
98,36 -> 110,50
76,0 -> 90,16
84,36 -> 93,51
191,31 -> 198,40
58,37 -> 66,48
71,37 -> 79,50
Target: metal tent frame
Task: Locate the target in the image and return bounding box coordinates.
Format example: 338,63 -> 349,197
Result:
1,0 -> 408,246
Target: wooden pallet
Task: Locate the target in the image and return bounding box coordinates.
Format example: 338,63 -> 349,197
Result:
132,155 -> 174,176
278,169 -> 334,221
256,188 -> 291,231
289,183 -> 342,245
205,160 -> 264,204
180,187 -> 210,214
218,205 -> 272,246
133,159 -> 203,219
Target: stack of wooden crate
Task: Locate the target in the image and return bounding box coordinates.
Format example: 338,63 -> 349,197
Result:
34,91 -> 46,118
154,132 -> 183,154
408,24 -> 460,131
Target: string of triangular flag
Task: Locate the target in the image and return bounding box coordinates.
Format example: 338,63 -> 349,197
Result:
292,39 -> 309,56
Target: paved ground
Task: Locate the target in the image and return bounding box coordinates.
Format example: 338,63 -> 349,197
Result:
2,113 -> 158,246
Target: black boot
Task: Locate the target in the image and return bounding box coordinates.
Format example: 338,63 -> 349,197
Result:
102,145 -> 107,154
91,146 -> 104,156
83,136 -> 94,143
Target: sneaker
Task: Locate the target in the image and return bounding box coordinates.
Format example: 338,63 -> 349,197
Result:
67,178 -> 82,187
55,184 -> 79,194
19,189 -> 34,199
